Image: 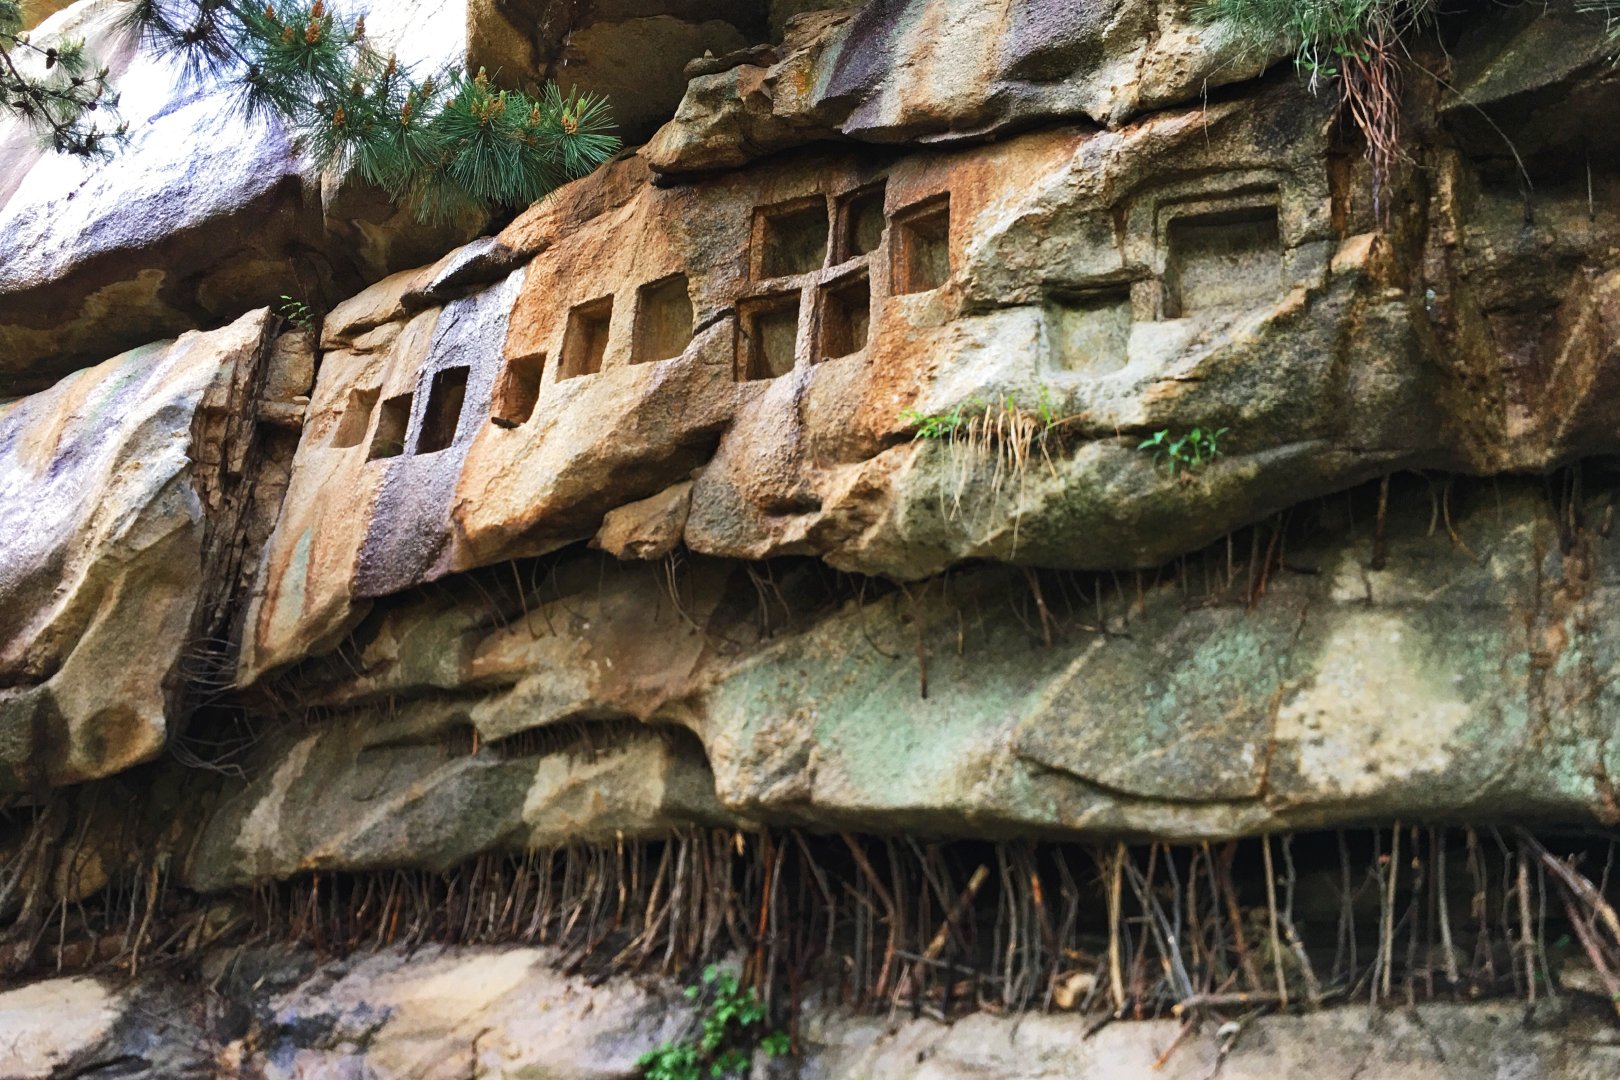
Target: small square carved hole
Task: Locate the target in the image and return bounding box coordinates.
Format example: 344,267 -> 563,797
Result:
367,392 -> 412,461
330,386 -> 379,448
892,194 -> 951,294
632,274 -> 694,365
492,352 -> 544,428
416,366 -> 469,455
838,181 -> 887,261
754,196 -> 829,279
1046,288 -> 1131,376
819,270 -> 870,361
559,296 -> 613,380
737,292 -> 802,381
1163,205 -> 1282,318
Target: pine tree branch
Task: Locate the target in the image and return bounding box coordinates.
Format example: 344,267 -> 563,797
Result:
6,0 -> 620,214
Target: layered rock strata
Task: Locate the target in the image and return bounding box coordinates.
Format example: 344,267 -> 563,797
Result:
0,310 -> 296,790
3,0 -> 1620,1072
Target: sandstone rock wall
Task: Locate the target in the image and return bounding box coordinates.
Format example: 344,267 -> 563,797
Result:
177,479 -> 1620,886
17,1 -> 72,29
0,0 -> 1616,856
4,0 -> 1620,1072
0,310 -> 287,790
0,0 -> 483,395
7,945 -> 1618,1079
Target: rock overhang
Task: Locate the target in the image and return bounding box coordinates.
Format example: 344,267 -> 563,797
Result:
1,0 -> 1620,946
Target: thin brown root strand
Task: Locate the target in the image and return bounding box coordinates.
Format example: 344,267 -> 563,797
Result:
4,825 -> 1619,1021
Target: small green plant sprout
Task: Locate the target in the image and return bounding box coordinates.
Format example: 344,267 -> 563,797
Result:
278,294 -> 316,332
638,964 -> 790,1080
901,401 -> 974,440
1033,382 -> 1059,430
1138,427 -> 1229,476
902,385 -> 1066,443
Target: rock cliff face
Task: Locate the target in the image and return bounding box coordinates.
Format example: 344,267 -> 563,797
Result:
5,0 -> 1620,1076
0,311 -> 280,790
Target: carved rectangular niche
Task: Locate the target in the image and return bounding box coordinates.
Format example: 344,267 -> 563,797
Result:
559,296 -> 613,380
737,292 -> 802,381
1163,204 -> 1282,318
330,386 -> 379,448
818,270 -> 871,361
754,195 -> 829,279
837,181 -> 886,262
367,391 -> 412,461
416,366 -> 469,454
491,351 -> 544,428
632,274 -> 694,365
892,194 -> 951,294
1045,288 -> 1131,376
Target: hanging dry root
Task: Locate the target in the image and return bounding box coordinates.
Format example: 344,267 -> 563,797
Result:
1339,23 -> 1407,220
8,825 -> 1619,1032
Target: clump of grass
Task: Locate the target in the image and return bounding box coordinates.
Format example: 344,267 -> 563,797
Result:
901,386 -> 1078,544
1197,0 -> 1431,215
1199,0 -> 1425,82
900,402 -> 972,441
903,386 -> 1070,484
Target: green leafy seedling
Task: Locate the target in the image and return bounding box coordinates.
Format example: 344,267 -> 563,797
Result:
1138,427 -> 1229,475
278,294 -> 316,332
902,402 -> 973,440
638,964 -> 789,1080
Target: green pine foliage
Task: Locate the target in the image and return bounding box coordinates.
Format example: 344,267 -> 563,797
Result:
4,1 -> 619,220
1,0 -> 125,157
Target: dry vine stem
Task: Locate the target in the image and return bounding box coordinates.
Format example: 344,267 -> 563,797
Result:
1339,23 -> 1405,219
5,824 -> 1620,1020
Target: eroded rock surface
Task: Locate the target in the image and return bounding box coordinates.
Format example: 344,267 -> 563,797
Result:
5,0 -> 1620,1065
4,946 -> 1618,1079
0,310 -> 281,790
239,39 -> 1620,677
0,0 -> 482,395
641,0 -> 1285,175
189,480 -> 1620,882
0,0 -> 1612,847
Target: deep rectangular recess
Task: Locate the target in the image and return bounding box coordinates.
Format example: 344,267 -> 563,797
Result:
491,351 -> 545,428
737,292 -> 802,381
559,296 -> 613,380
330,386 -> 379,448
892,193 -> 951,294
1163,204 -> 1282,318
754,195 -> 829,279
818,270 -> 871,361
367,392 -> 413,461
415,366 -> 469,454
1046,287 -> 1132,376
838,181 -> 887,262
632,274 -> 695,365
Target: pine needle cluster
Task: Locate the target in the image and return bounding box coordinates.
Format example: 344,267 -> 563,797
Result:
1,0 -> 125,157
4,1 -> 620,220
